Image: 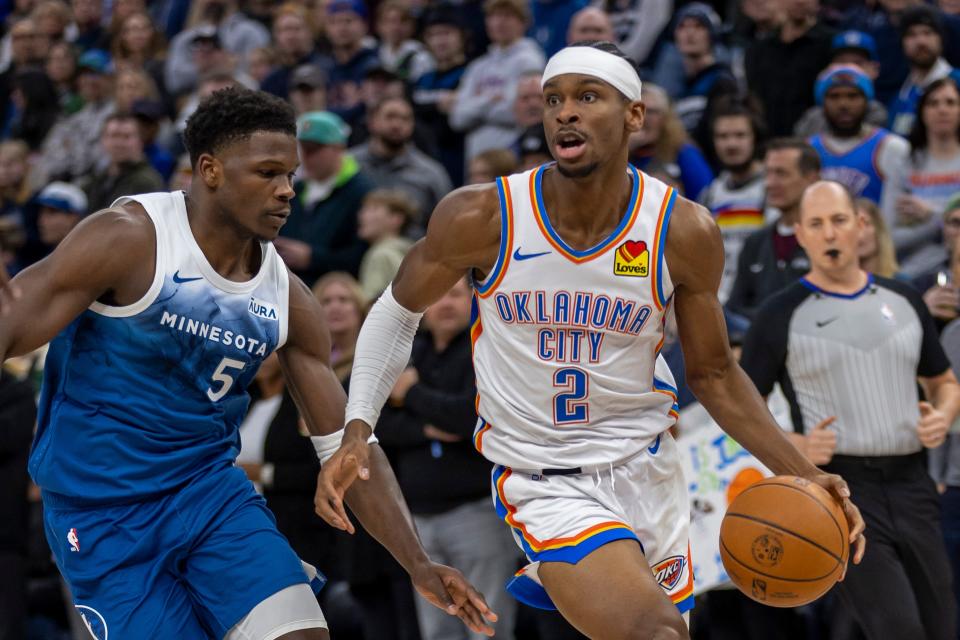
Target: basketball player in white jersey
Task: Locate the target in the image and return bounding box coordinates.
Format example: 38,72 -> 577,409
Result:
316,42 -> 867,638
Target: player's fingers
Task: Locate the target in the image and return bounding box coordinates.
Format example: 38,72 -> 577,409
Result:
315,474 -> 354,533
814,415 -> 836,430
842,497 -> 865,542
919,401 -> 935,415
853,533 -> 866,564
419,573 -> 458,615
456,601 -> 495,636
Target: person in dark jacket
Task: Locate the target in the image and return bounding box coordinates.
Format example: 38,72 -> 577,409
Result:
0,369 -> 36,640
378,277 -> 520,640
727,138 -> 818,320
276,110 -> 374,286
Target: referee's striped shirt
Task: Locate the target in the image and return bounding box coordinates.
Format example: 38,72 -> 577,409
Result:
740,275 -> 950,457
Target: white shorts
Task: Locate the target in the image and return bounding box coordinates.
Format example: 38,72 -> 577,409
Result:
224,583 -> 327,640
493,431 -> 694,612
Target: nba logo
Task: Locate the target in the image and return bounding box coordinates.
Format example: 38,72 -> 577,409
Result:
67,528 -> 80,552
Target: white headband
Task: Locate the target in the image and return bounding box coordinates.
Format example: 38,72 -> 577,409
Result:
541,46 -> 642,101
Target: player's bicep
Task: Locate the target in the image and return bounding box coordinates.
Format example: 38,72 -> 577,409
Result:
279,274 -> 346,435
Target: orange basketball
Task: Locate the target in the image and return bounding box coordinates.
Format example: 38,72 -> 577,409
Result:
719,475 -> 849,607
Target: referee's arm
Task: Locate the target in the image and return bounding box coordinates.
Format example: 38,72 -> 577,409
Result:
666,197 -> 865,562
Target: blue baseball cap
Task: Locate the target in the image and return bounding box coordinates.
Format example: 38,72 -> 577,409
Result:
674,2 -> 721,42
832,30 -> 878,62
327,0 -> 367,19
36,182 -> 88,215
77,49 -> 112,74
815,64 -> 874,105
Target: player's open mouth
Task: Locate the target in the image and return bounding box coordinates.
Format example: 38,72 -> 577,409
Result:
825,249 -> 840,259
555,131 -> 586,161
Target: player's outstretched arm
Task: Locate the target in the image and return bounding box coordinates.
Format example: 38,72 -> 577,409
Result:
0,206 -> 154,362
317,184 -> 501,506
279,272 -> 498,636
666,198 -> 866,565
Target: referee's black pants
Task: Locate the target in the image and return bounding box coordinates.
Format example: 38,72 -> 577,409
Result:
824,452 -> 957,640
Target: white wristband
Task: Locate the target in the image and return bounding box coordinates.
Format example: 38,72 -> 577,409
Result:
311,429 -> 380,465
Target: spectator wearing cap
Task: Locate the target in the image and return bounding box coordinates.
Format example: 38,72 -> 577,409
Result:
374,0 -> 433,82
259,3 -> 322,100
288,64 -> 327,116
276,110 -> 374,284
39,48 -> 116,182
33,181 -> 87,255
794,30 -> 890,138
450,0 -> 545,163
131,98 -> 174,182
530,0 -> 588,58
412,4 -> 469,185
356,188 -> 416,303
889,5 -> 960,138
745,0 -> 835,137
670,2 -> 738,161
351,95 -> 453,231
321,0 -> 379,116
164,0 -> 269,97
809,64 -> 909,222
80,112 -> 164,211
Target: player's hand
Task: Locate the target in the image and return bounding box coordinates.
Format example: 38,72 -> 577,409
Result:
805,416 -> 838,465
805,471 -> 866,574
314,421 -> 372,534
917,401 -> 949,448
411,561 -> 498,636
0,262 -> 20,315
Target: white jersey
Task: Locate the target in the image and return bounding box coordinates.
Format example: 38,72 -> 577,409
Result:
471,164 -> 680,470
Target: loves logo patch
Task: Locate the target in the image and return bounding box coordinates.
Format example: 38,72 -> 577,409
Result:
614,240 -> 649,277
652,554 -> 685,591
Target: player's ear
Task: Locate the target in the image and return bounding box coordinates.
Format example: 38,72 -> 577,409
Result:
625,100 -> 645,133
196,153 -> 223,189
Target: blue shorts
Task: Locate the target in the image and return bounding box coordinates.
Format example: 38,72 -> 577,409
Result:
42,464 -> 313,639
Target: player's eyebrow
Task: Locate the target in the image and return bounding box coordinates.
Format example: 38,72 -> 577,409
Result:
543,77 -> 610,92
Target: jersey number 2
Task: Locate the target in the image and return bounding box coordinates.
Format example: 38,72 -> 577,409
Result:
207,357 -> 245,402
553,367 -> 589,425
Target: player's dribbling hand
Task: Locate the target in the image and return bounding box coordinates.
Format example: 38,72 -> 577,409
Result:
917,401 -> 949,449
0,262 -> 20,314
411,561 -> 498,636
314,421 -> 372,534
805,471 -> 866,576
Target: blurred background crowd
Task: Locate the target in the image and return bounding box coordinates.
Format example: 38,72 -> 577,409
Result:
5,0 -> 960,638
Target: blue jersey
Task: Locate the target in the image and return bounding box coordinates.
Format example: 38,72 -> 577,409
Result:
810,129 -> 888,203
29,191 -> 291,504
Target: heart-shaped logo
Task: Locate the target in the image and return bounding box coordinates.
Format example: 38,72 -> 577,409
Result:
618,240 -> 647,263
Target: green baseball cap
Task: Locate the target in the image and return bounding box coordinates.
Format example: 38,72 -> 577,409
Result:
296,111 -> 350,145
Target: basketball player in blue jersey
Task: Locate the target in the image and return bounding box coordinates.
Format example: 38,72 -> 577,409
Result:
316,42 -> 868,639
0,87 -> 495,639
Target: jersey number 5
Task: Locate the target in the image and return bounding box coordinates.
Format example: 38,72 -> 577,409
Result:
553,367 -> 589,425
207,357 -> 245,402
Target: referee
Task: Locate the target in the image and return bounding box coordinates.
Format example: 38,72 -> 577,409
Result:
740,181 -> 960,640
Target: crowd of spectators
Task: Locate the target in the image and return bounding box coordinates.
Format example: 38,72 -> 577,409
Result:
7,0 -> 960,638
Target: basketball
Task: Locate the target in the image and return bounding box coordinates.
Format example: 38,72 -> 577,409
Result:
719,475 -> 849,607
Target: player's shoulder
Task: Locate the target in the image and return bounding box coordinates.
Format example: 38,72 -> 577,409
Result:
422,182 -> 502,266
430,182 -> 501,228
663,193 -> 722,271
61,201 -> 155,257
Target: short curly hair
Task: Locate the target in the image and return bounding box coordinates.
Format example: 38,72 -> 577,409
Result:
183,86 -> 296,167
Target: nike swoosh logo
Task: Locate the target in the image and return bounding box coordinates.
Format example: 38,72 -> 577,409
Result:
513,248 -> 551,261
172,270 -> 203,284
816,317 -> 838,328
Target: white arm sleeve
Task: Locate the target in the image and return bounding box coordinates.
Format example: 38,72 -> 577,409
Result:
344,285 -> 423,430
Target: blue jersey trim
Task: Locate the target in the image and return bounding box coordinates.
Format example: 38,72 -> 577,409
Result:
799,273 -> 874,299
